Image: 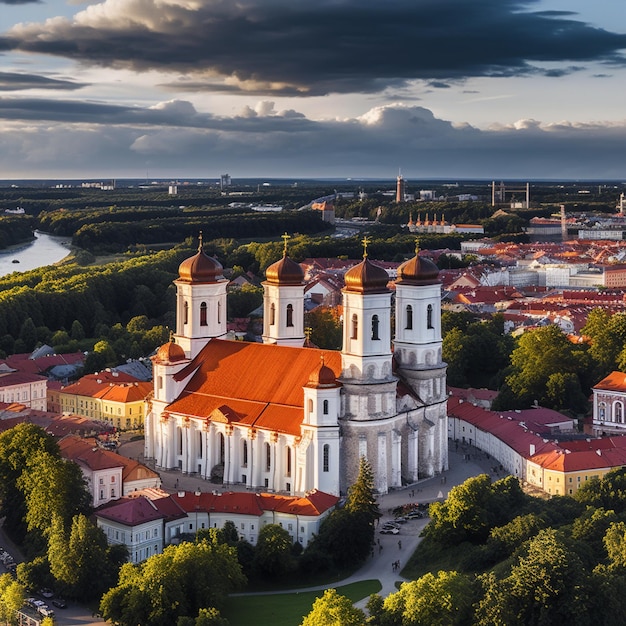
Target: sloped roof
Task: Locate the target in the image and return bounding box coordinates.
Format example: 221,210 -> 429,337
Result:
168,340 -> 341,436
594,371 -> 626,393
171,488 -> 338,518
96,496 -> 166,525
58,436 -> 123,471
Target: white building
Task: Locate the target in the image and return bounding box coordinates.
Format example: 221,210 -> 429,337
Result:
144,238 -> 448,496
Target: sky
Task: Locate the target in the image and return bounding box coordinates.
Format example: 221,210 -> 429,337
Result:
0,0 -> 625,181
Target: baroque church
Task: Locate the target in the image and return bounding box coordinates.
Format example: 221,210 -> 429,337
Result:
144,238 -> 448,496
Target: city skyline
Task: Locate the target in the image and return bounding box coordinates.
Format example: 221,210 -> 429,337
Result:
0,0 -> 625,180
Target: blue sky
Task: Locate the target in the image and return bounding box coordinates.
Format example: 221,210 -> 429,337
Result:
0,0 -> 625,180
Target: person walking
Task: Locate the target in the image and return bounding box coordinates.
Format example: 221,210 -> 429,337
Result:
398,540 -> 402,550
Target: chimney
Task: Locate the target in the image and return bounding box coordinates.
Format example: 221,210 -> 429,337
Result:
529,443 -> 536,456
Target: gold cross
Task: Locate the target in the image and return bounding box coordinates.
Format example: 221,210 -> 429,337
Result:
362,236 -> 371,258
198,231 -> 203,251
305,327 -> 312,342
281,232 -> 290,255
415,240 -> 420,256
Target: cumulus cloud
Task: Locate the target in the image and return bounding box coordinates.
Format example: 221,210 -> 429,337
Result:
0,0 -> 624,96
0,101 -> 625,179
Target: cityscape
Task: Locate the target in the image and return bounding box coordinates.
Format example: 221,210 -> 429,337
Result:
1,0 -> 626,624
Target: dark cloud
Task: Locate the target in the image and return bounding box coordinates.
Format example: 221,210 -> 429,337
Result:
0,100 -> 624,180
0,72 -> 86,91
1,0 -> 625,96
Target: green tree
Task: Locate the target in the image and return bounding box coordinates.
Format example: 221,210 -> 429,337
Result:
253,524 -> 296,579
574,467 -> 626,514
100,537 -> 245,626
48,514 -> 120,600
18,450 -> 91,536
70,319 -> 86,340
19,317 -> 38,352
476,529 -> 592,626
306,307 -> 343,350
495,325 -> 590,411
0,573 -> 25,626
300,588 -> 365,626
0,423 -> 59,538
381,571 -> 477,626
193,607 -> 229,626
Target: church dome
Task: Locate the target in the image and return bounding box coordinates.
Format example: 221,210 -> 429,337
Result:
154,341 -> 186,364
397,253 -> 440,286
265,255 -> 304,285
344,258 -> 390,293
178,239 -> 224,284
306,357 -> 341,389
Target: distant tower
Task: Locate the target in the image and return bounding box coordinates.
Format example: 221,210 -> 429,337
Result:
220,174 -> 231,190
560,205 -> 567,242
396,172 -> 406,203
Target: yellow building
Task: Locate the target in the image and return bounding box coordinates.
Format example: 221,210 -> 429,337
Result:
58,371 -> 152,430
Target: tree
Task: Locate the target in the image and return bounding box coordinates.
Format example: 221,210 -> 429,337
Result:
48,514 -> 120,600
300,589 -> 365,626
100,536 -> 245,626
253,523 -> 296,579
0,573 -> 25,626
0,423 -> 59,538
381,571 -> 477,626
18,450 -> 91,536
574,467 -> 626,514
70,319 -> 86,341
476,529 -> 592,626
306,307 -> 342,350
346,456 -> 380,522
495,325 -> 590,411
18,317 -> 38,352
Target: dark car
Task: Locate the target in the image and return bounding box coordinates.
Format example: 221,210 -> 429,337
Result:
52,598 -> 67,609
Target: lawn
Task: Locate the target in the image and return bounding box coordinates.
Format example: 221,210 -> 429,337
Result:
222,579 -> 381,626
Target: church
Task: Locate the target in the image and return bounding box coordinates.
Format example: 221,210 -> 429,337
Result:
144,237 -> 448,496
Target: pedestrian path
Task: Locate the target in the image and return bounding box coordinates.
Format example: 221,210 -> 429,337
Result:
118,438 -> 500,606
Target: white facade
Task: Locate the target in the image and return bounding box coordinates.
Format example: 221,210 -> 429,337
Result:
0,373 -> 47,410
145,248 -> 448,496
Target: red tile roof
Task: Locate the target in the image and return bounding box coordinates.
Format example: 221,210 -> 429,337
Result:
169,340 -> 342,436
594,371 -> 626,393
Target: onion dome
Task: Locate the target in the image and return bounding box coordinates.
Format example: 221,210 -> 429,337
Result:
178,234 -> 224,283
154,341 -> 186,364
397,252 -> 440,286
344,258 -> 390,293
305,356 -> 341,389
265,255 -> 304,285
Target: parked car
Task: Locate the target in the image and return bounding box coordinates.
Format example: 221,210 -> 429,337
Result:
407,511 -> 423,519
52,598 -> 67,609
39,588 -> 54,598
380,527 -> 400,535
394,516 -> 408,524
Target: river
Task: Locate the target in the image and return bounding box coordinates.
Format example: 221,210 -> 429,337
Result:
0,230 -> 72,277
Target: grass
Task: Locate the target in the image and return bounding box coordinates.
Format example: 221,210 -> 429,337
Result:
222,580 -> 381,626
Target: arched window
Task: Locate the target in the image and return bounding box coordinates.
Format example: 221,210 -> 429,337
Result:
177,427 -> 183,455
200,302 -> 208,326
616,402 -> 624,424
351,314 -> 358,339
265,443 -> 271,471
286,448 -> 292,476
286,304 -> 294,327
323,444 -> 330,472
599,403 -> 606,420
323,399 -> 329,415
183,301 -> 189,325
242,441 -> 248,466
218,433 -> 225,464
427,304 -> 434,329
270,303 -> 276,326
406,305 -> 413,330
217,301 -> 222,324
371,315 -> 380,340
157,376 -> 163,390
308,398 -> 314,414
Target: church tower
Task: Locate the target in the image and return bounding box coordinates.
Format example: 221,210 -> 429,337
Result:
262,234 -> 306,347
173,234 -> 228,360
396,172 -> 405,203
394,245 -> 448,476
